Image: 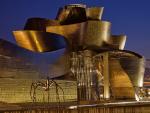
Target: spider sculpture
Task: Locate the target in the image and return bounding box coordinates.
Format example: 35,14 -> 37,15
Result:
30,77 -> 65,102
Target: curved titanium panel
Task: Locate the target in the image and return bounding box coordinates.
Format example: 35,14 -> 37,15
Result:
49,50 -> 70,78
109,58 -> 135,99
86,7 -> 104,20
24,18 -> 59,31
13,30 -> 66,52
0,39 -> 71,79
46,22 -> 86,50
83,20 -> 111,49
94,50 -> 145,99
108,35 -> 126,50
47,21 -> 111,50
96,49 -> 143,58
109,51 -> 145,87
56,4 -> 87,25
119,57 -> 145,87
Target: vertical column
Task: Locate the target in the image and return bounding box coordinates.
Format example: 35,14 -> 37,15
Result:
103,52 -> 110,99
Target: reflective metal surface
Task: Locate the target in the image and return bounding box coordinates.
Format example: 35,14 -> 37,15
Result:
0,39 -> 70,79
109,51 -> 145,87
24,18 -> 59,31
86,7 -> 104,20
110,52 -> 144,99
4,3 -> 146,103
119,57 -> 145,87
46,22 -> 86,50
56,4 -> 87,24
47,21 -> 111,50
94,50 -> 145,99
83,21 -> 111,49
108,35 -> 126,50
103,52 -> 110,99
13,30 -> 66,52
49,50 -> 70,78
109,58 -> 135,99
70,50 -> 101,101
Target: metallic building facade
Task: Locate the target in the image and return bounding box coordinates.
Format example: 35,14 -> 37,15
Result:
0,4 -> 147,104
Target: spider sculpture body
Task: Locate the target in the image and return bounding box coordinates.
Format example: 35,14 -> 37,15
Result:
30,77 -> 65,102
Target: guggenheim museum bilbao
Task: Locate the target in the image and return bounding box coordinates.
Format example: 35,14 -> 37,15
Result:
0,4 -> 150,113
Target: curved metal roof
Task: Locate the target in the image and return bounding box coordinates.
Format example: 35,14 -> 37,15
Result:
93,49 -> 143,58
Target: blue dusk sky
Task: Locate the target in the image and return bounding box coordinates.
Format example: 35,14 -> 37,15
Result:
0,0 -> 150,58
